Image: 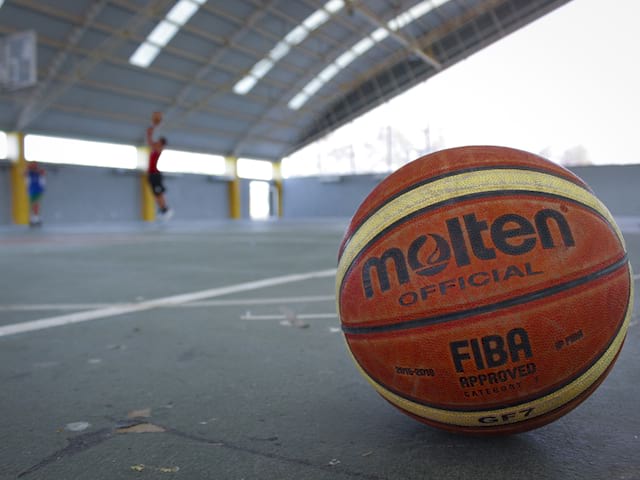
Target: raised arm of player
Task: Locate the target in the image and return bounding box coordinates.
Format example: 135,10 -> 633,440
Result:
146,125 -> 154,146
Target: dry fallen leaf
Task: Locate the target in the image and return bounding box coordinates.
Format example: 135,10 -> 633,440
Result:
127,408 -> 152,418
116,423 -> 165,434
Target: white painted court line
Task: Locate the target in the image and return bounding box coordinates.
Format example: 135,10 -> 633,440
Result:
5,272 -> 640,312
183,295 -> 336,308
241,313 -> 338,321
0,269 -> 337,338
0,304 -> 128,311
0,295 -> 336,312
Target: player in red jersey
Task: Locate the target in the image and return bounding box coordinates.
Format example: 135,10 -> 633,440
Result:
146,112 -> 173,220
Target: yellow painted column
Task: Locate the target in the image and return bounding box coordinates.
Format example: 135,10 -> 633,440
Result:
273,161 -> 283,218
226,156 -> 241,219
9,132 -> 29,225
137,146 -> 155,221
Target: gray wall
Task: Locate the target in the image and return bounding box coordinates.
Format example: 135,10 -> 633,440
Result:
240,178 -> 252,220
0,162 -> 11,224
2,162 -> 639,225
282,174 -> 384,219
0,162 -> 231,225
41,164 -> 140,223
161,173 -> 229,220
570,165 -> 640,216
281,165 -> 640,219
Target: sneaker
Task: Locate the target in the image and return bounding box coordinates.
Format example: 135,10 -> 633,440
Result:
161,208 -> 174,221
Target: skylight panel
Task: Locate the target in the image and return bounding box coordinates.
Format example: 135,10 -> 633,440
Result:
148,20 -> 179,47
129,0 -> 206,68
388,12 -> 413,31
129,42 -> 161,68
335,49 -> 356,68
284,25 -> 309,46
324,0 -> 344,14
409,0 -> 438,19
371,27 -> 389,42
352,37 -> 375,55
318,63 -> 340,82
269,42 -> 291,61
288,0 -> 451,110
167,0 -> 199,25
303,77 -> 325,96
233,0 -> 344,95
251,58 -> 274,78
303,10 -> 330,30
233,76 -> 258,95
389,0 -> 443,31
288,92 -> 309,110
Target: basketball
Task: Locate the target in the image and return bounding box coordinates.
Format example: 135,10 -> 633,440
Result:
337,146 -> 633,435
151,111 -> 163,125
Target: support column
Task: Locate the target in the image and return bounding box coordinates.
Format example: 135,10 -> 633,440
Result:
273,161 -> 283,218
137,146 -> 155,221
226,156 -> 241,219
9,132 -> 29,225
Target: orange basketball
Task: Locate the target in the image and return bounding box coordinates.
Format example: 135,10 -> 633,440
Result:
337,146 -> 632,435
151,111 -> 163,125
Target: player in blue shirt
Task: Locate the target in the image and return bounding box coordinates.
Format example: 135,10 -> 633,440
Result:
25,161 -> 46,226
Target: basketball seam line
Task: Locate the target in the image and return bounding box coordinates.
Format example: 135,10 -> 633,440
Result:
338,190 -> 622,309
345,278 -> 631,416
338,164 -> 592,260
367,345 -> 624,424
342,255 -> 629,335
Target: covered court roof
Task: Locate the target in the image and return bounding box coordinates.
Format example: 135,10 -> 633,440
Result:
0,0 -> 571,161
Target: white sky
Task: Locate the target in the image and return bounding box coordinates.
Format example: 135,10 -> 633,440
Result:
331,0 -> 640,166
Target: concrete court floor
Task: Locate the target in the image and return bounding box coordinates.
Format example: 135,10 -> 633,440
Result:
0,219 -> 639,480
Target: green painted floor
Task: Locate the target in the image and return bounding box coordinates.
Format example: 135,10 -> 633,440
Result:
1,219 -> 639,480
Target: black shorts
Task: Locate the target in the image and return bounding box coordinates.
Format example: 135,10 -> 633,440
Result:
148,173 -> 166,196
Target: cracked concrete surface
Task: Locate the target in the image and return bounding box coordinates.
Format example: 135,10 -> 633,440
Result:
1,220 -> 639,479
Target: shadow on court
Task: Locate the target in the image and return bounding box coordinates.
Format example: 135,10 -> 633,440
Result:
1,219 -> 639,479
